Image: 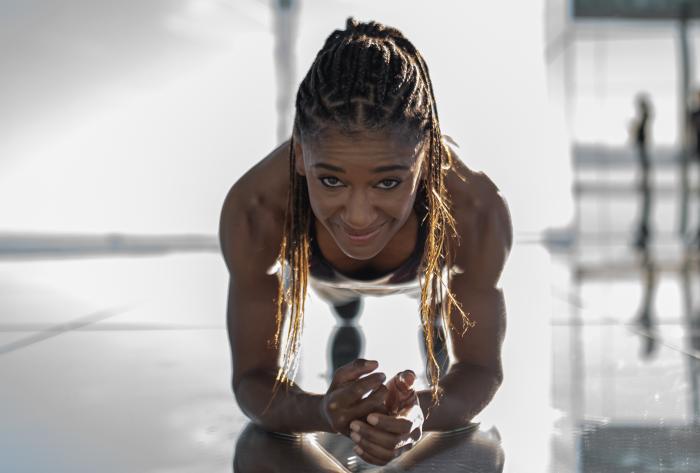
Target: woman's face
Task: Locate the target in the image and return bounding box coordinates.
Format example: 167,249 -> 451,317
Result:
295,128 -> 426,261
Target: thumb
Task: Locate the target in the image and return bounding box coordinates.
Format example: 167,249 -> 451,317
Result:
397,370 -> 416,391
385,370 -> 416,413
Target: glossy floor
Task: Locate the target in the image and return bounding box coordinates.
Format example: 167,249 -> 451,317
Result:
5,240 -> 697,471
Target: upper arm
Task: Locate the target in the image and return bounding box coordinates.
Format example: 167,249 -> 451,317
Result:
219,184 -> 284,392
446,187 -> 513,378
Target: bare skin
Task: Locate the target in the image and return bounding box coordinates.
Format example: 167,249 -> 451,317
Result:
220,129 -> 513,466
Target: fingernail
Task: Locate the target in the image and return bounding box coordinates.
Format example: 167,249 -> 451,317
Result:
354,446 -> 363,455
350,432 -> 361,443
365,360 -> 377,367
367,414 -> 378,425
350,421 -> 360,431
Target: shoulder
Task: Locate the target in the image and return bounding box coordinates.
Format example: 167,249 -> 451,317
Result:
219,141 -> 291,275
443,142 -> 513,289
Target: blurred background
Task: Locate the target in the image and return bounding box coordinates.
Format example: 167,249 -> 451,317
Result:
1,0 -> 699,471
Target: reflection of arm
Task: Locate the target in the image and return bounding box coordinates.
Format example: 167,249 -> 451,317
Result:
220,184 -> 331,434
418,186 -> 512,432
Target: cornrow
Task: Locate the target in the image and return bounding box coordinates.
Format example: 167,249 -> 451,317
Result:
267,17 -> 473,413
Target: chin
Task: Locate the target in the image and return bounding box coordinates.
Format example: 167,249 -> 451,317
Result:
337,243 -> 384,261
330,223 -> 392,261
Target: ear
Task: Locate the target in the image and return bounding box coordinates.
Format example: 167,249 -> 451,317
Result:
293,139 -> 306,176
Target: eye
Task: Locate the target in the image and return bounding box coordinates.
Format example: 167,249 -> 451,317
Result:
319,176 -> 344,188
376,179 -> 401,190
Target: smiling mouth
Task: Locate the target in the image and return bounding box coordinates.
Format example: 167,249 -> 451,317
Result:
340,223 -> 385,243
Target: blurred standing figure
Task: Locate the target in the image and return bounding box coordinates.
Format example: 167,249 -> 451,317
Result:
631,94 -> 653,250
634,249 -> 658,360
689,91 -> 700,245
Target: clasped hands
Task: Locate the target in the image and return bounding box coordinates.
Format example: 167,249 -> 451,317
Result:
320,358 -> 424,466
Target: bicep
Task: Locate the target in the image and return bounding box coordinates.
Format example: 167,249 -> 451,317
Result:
227,270 -> 283,391
446,193 -> 512,373
445,282 -> 506,374
220,186 -> 285,391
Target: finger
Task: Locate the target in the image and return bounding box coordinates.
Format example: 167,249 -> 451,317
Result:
353,445 -> 390,466
335,371 -> 386,405
394,390 -> 419,413
332,359 -> 379,386
387,370 -> 415,391
351,384 -> 389,419
387,388 -> 416,414
354,434 -> 397,465
366,413 -> 413,435
350,420 -> 406,451
385,370 -> 416,412
398,370 -> 416,389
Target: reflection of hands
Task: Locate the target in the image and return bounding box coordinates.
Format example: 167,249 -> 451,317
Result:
349,370 -> 424,465
320,359 -> 388,436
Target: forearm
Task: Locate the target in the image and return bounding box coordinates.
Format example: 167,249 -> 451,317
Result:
417,362 -> 502,432
234,369 -> 332,434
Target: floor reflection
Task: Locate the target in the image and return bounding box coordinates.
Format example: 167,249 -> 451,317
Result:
633,248 -> 658,359
580,424 -> 700,472
233,422 -> 504,472
552,241 -> 700,471
680,251 -> 700,425
5,240 -> 700,471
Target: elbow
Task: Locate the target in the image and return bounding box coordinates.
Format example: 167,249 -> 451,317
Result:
477,363 -> 504,405
473,360 -> 503,391
484,363 -> 504,401
234,389 -> 266,428
234,379 -> 273,430
492,365 -> 504,389
232,370 -> 283,432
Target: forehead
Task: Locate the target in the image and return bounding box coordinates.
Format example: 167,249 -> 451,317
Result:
303,128 -> 425,168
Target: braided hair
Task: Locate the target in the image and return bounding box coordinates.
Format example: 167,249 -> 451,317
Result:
270,18 -> 472,409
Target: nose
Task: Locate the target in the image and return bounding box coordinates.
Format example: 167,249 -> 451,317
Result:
342,188 -> 377,229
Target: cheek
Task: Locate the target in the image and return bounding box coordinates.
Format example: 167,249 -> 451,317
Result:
389,188 -> 418,215
306,183 -> 335,218
374,198 -> 414,226
396,202 -> 415,220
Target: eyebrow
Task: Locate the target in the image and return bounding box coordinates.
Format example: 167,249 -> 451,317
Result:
312,163 -> 411,173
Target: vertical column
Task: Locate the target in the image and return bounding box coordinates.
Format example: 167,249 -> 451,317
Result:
272,0 -> 299,144
678,4 -> 692,237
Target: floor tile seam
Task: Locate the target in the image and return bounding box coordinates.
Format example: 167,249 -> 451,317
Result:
550,286 -> 700,361
0,306 -> 130,355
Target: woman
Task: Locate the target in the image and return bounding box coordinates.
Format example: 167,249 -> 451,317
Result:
220,18 -> 512,467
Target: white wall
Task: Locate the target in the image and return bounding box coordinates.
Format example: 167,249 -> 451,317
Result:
0,0 -> 563,235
